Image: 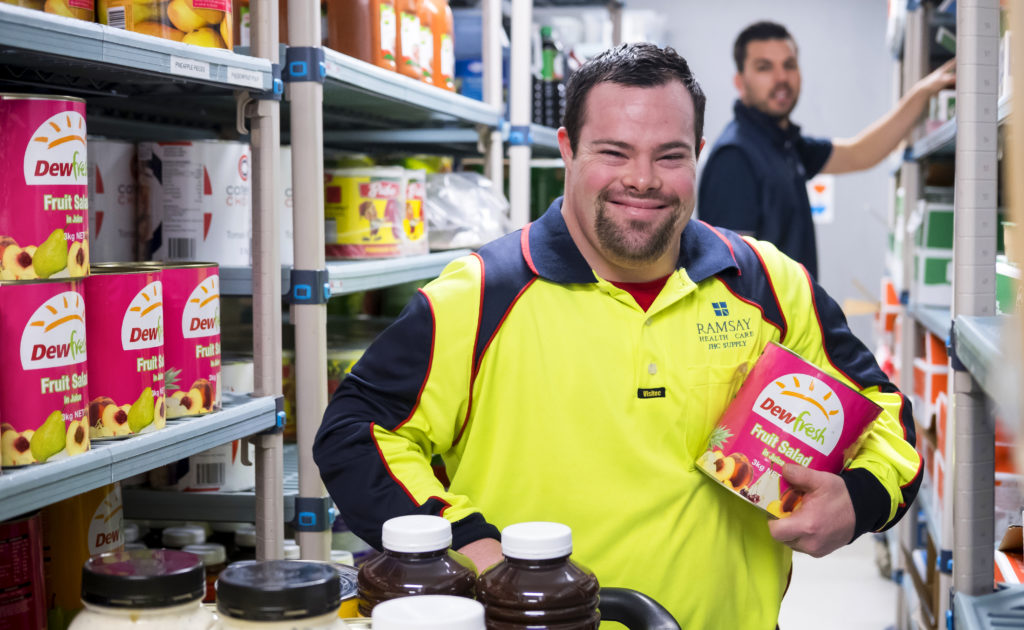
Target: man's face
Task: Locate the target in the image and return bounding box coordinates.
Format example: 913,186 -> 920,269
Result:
735,38 -> 801,120
558,81 -> 702,279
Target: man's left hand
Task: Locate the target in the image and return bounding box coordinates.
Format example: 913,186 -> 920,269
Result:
767,464 -> 856,557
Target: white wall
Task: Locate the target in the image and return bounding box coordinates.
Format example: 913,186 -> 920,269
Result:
625,0 -> 895,345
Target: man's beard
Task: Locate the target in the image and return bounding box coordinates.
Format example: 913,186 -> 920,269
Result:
594,190 -> 683,265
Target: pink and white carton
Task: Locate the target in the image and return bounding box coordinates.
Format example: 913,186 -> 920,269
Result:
697,342 -> 882,518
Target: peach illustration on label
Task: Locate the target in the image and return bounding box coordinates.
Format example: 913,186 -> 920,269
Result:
713,452 -> 753,491
767,488 -> 804,519
1,242 -> 38,280
1,423 -> 36,466
66,419 -> 89,455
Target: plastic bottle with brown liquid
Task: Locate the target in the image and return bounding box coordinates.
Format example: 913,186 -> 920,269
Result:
395,0 -> 421,79
477,522 -> 600,630
327,0 -> 396,71
356,515 -> 476,616
435,0 -> 455,91
416,0 -> 436,85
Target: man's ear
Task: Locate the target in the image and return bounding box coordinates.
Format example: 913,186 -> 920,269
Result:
557,127 -> 574,164
733,72 -> 744,95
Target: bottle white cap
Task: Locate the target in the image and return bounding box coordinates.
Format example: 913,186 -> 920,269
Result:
331,549 -> 355,566
372,595 -> 485,630
500,522 -> 573,560
381,515 -> 452,553
162,525 -> 206,548
182,543 -> 227,566
283,539 -> 301,560
234,523 -> 257,548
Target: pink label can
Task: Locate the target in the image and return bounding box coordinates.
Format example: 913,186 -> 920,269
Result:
0,279 -> 89,467
157,263 -> 221,417
85,264 -> 166,440
0,94 -> 90,281
697,342 -> 882,518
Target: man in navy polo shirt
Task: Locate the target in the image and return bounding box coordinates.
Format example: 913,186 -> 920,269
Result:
698,21 -> 955,278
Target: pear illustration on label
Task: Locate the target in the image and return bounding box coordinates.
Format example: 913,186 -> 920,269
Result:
122,281 -> 164,351
20,291 -> 87,370
182,275 -> 220,339
127,387 -> 156,434
33,228 -> 69,279
30,409 -> 66,463
23,110 -> 87,185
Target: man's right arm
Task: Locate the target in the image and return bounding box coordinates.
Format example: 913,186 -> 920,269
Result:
697,147 -> 760,236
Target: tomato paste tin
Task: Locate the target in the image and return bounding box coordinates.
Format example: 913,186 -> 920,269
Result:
697,342 -> 882,518
97,0 -> 233,49
324,167 -> 407,259
85,264 -> 166,440
0,512 -> 46,630
155,262 -> 220,418
137,142 -> 201,261
193,140 -> 251,266
0,94 -> 90,281
88,139 -> 137,263
0,279 -> 89,467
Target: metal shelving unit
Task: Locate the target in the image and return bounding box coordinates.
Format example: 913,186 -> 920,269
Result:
220,250 -> 474,296
953,587 -> 1024,629
908,94 -> 1011,159
0,396 -> 277,522
910,303 -> 953,339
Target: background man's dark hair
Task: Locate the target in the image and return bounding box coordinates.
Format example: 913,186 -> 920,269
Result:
733,21 -> 795,72
563,42 -> 706,156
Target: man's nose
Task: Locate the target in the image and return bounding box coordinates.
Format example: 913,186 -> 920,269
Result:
622,160 -> 660,192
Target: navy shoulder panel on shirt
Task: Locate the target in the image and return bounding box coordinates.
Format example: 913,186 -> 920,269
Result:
709,228 -> 788,342
473,228 -> 538,374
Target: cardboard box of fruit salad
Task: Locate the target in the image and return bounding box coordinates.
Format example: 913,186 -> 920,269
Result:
697,342 -> 882,518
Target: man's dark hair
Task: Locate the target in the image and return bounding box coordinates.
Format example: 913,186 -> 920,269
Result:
563,42 -> 706,156
733,21 -> 795,72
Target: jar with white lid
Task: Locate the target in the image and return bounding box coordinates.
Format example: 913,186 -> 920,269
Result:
68,548 -> 214,630
231,523 -> 257,562
283,539 -> 301,560
215,560 -> 348,630
371,595 -> 485,630
182,543 -> 227,603
163,525 -> 207,548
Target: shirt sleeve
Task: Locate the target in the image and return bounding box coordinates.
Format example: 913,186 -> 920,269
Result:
697,147 -> 762,234
797,135 -> 834,179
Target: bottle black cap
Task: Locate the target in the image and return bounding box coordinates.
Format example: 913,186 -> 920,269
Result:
216,560 -> 341,621
81,549 -> 206,608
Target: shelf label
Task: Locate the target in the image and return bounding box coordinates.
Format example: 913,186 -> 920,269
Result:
228,67 -> 264,89
170,56 -> 211,81
324,58 -> 344,78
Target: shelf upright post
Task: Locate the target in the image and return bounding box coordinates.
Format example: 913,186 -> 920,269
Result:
952,0 -> 999,598
288,0 -> 332,560
1009,0 -> 1024,460
508,0 -> 532,227
250,0 -> 285,561
895,8 -> 927,629
482,0 -> 504,189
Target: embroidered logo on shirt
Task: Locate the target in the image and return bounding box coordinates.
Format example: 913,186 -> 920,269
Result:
697,301 -> 753,351
637,387 -> 666,399
712,301 -> 729,316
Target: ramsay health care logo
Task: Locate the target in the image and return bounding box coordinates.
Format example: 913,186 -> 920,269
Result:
24,111 -> 88,185
182,275 -> 220,339
21,291 -> 87,370
751,373 -> 844,456
122,281 -> 164,351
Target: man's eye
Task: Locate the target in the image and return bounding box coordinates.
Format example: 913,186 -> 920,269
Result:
601,150 -> 626,158
660,154 -> 685,161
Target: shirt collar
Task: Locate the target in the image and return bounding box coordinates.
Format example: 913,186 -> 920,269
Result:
523,197 -> 739,284
733,99 -> 803,147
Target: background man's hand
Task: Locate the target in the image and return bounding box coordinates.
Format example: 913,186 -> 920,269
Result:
457,537 -> 504,573
917,57 -> 956,96
767,464 -> 856,557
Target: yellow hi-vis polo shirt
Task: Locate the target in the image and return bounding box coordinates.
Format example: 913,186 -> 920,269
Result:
315,198 -> 921,630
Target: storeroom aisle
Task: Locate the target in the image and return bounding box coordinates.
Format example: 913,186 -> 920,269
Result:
778,534 -> 899,629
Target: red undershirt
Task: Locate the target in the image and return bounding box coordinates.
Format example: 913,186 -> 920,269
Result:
608,274 -> 672,312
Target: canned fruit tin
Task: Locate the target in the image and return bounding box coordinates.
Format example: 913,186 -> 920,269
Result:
0,279 -> 89,467
137,142 -> 201,261
696,343 -> 882,518
85,265 -> 166,440
88,139 -> 137,263
98,0 -> 232,49
159,263 -> 220,417
193,141 -> 251,266
324,167 -> 408,259
2,0 -> 94,21
0,512 -> 46,630
0,95 -> 90,280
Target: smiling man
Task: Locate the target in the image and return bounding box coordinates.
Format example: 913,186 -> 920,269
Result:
315,43 -> 922,629
698,21 -> 954,278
